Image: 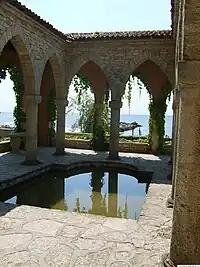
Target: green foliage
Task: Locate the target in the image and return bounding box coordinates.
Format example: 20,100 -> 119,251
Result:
148,81 -> 171,151
91,119 -> 109,151
0,65 -> 26,132
65,132 -> 172,146
73,79 -> 110,151
47,88 -> 56,138
126,75 -> 133,113
76,92 -> 95,133
129,72 -> 172,152
72,70 -> 172,153
73,73 -> 91,105
65,132 -> 93,140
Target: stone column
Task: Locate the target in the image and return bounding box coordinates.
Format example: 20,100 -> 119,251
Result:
108,100 -> 122,160
21,94 -> 42,165
54,99 -> 68,155
164,61 -> 200,266
167,89 -> 180,208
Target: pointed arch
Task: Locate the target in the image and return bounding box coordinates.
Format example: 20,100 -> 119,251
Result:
125,59 -> 172,98
0,24 -> 35,94
69,55 -> 108,85
69,56 -> 109,102
124,51 -> 173,86
41,51 -> 66,99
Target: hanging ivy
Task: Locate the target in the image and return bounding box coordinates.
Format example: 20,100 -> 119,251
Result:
73,74 -> 110,151
91,117 -> 109,151
73,72 -> 172,153
148,81 -> 171,151
126,75 -> 133,114
130,72 -> 171,152
0,65 -> 26,132
73,73 -> 91,105
47,88 -> 57,141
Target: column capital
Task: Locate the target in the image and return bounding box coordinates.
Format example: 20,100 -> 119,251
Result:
55,99 -> 68,107
23,94 -> 42,105
109,100 -> 122,109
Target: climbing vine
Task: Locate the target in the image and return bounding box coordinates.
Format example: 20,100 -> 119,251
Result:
73,72 -> 171,153
0,65 -> 26,132
47,88 -> 57,141
130,73 -> 171,151
91,116 -> 109,151
73,73 -> 91,104
125,75 -> 133,113
148,81 -> 171,151
73,74 -> 110,151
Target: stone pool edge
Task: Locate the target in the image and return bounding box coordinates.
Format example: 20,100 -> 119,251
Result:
0,159 -> 152,192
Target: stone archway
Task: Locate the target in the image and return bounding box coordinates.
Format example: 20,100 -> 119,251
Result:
0,24 -> 35,95
78,60 -> 109,102
67,59 -> 109,151
0,25 -> 42,164
132,59 -> 171,98
38,52 -> 65,147
123,59 -> 172,154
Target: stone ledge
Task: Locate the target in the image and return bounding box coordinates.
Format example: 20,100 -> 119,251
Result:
0,141 -> 11,153
65,139 -> 171,154
0,140 -> 172,155
0,160 -> 151,192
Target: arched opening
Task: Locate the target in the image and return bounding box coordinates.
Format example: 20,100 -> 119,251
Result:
0,42 -> 18,130
67,60 -> 110,151
38,53 -> 65,149
38,60 -> 56,147
0,36 -> 35,150
123,60 -> 173,153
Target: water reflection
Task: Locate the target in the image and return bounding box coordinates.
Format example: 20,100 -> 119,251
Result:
16,173 -> 67,211
4,169 -> 150,220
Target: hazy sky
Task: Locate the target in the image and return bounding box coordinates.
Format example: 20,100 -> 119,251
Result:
0,0 -> 173,115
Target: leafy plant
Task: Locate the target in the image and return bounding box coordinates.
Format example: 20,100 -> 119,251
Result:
0,65 -> 26,132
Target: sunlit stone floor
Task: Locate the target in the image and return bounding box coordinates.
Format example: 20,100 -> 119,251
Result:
0,148 -> 172,266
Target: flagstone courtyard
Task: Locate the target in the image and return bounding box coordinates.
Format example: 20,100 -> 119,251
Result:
0,148 -> 172,266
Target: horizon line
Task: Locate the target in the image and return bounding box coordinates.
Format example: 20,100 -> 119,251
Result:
0,111 -> 173,116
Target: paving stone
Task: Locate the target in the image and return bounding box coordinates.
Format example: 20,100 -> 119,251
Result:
44,243 -> 74,267
0,250 -> 39,267
0,217 -> 22,232
0,233 -> 32,250
74,247 -> 112,267
72,237 -> 105,251
27,236 -> 58,255
58,225 -> 85,238
22,219 -> 63,236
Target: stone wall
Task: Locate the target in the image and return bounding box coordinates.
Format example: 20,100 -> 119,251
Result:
65,139 -> 150,153
0,1 -> 67,97
65,139 -> 171,154
0,141 -> 11,153
67,39 -> 175,97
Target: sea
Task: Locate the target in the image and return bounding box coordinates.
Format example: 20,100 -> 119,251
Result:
0,112 -> 173,138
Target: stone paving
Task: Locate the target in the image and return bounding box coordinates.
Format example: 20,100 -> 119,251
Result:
0,148 -> 173,266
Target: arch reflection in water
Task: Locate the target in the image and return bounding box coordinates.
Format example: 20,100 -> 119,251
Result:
4,168 -> 151,220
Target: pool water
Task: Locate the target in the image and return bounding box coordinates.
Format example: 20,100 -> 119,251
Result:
1,168 -> 151,220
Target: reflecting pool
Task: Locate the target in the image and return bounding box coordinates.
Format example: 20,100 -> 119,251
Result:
1,167 -> 152,220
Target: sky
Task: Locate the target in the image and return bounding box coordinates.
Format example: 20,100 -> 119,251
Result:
0,0 -> 173,115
